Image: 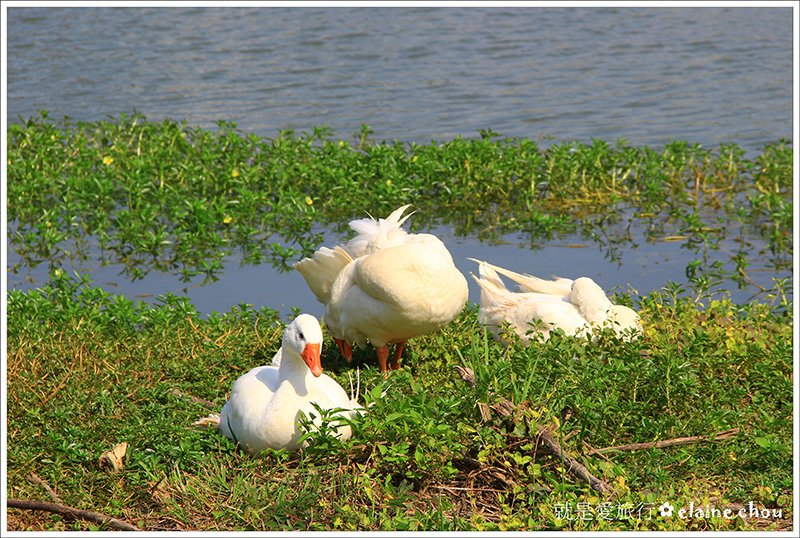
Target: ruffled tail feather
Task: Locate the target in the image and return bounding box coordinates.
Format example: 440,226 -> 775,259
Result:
347,204 -> 415,256
294,246 -> 353,304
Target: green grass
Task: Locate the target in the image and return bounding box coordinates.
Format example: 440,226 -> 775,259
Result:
5,113 -> 794,531
5,272 -> 793,531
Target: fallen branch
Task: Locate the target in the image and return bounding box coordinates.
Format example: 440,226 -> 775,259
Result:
453,366 -> 613,495
587,428 -> 740,455
26,473 -> 63,504
536,426 -> 612,494
7,499 -> 141,531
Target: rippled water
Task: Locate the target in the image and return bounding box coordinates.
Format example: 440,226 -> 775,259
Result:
5,6 -> 794,316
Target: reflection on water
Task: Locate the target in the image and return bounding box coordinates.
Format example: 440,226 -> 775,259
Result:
7,217 -> 791,318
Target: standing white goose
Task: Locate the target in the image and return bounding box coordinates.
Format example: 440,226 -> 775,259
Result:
470,259 -> 642,344
213,314 -> 361,453
295,204 -> 469,373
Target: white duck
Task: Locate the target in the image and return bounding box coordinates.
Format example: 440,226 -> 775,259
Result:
295,204 -> 469,373
470,259 -> 642,344
208,314 -> 361,454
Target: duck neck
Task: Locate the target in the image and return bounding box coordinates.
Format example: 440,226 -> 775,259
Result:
278,355 -> 316,396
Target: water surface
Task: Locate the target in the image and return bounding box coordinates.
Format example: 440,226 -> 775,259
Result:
7,7 -> 792,150
5,6 -> 794,316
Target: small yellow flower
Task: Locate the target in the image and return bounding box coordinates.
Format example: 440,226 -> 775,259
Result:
305,196 -> 314,206
54,268 -> 63,277
385,179 -> 392,187
338,140 -> 346,148
411,155 -> 418,163
223,215 -> 233,224
102,155 -> 114,166
231,168 -> 240,178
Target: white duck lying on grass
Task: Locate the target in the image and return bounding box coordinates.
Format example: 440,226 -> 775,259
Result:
469,258 -> 642,344
194,314 -> 362,454
295,204 -> 469,373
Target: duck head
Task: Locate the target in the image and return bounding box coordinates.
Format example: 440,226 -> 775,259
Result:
571,277 -> 613,323
284,314 -> 324,377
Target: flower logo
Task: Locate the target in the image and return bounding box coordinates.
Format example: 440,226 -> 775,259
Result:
659,502 -> 674,518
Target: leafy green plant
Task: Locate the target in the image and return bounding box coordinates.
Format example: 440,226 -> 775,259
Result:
7,113 -> 792,301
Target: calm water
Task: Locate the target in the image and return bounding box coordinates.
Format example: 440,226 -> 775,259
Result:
5,6 -> 795,316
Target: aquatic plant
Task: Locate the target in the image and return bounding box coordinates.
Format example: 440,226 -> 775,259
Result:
7,112 -> 792,303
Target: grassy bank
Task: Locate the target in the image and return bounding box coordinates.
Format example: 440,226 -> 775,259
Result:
5,272 -> 793,531
5,114 -> 795,531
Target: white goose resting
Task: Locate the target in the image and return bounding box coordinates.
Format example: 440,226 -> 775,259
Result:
295,204 -> 469,373
470,259 -> 642,344
211,314 -> 361,453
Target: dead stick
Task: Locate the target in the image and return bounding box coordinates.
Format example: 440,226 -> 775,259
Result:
26,473 -> 63,504
587,428 -> 740,455
7,499 -> 141,531
536,427 -> 612,494
492,394 -> 613,494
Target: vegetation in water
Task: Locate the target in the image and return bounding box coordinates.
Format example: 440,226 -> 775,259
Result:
5,272 -> 793,531
6,112 -> 793,302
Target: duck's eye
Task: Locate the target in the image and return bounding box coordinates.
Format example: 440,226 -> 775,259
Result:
298,331 -> 305,341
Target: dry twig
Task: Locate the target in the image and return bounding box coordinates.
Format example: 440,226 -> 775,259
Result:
535,426 -> 612,494
7,499 -> 141,531
587,428 -> 740,455
26,473 -> 63,504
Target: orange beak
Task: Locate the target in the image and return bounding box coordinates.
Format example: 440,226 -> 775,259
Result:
302,343 -> 323,377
